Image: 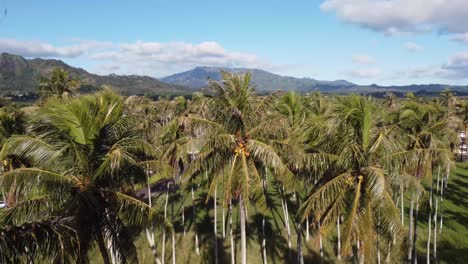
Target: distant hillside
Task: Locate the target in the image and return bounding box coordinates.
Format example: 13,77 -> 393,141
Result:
160,66 -> 355,92
0,53 -> 191,96
2,53 -> 468,96
161,66 -> 468,94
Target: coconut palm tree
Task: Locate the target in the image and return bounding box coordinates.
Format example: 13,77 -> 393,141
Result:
184,72 -> 292,264
275,91 -> 334,264
0,218 -> 79,263
38,68 -> 79,99
0,90 -> 159,263
388,100 -> 459,263
300,95 -> 403,263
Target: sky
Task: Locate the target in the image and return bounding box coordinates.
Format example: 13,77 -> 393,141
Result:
0,0 -> 468,86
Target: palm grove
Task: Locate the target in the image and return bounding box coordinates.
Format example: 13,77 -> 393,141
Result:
0,68 -> 464,263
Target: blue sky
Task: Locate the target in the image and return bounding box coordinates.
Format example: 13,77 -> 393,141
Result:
1,0 -> 467,85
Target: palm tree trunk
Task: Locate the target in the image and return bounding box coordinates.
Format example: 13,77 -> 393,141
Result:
229,199 -> 235,264
191,184 -> 200,255
427,167 -> 435,264
182,205 -> 186,237
408,195 -> 414,262
385,241 -> 392,263
171,196 -> 176,264
162,183 -> 171,264
262,175 -> 268,264
280,188 -> 291,250
296,193 -> 304,264
318,221 -> 324,264
433,166 -> 440,262
146,169 -> 162,264
239,195 -> 247,264
223,202 -> 226,239
222,172 -> 226,239
337,215 -> 341,260
377,234 -> 381,264
433,197 -> 438,262
358,239 -> 364,264
400,183 -> 404,226
412,196 -> 420,264
214,186 -> 218,264
439,165 -> 449,234
262,215 -> 267,264
97,231 -> 112,264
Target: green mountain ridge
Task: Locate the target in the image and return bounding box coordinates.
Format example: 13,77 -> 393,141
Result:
160,66 -> 468,94
160,66 -> 356,91
0,52 -> 191,96
2,53 -> 468,96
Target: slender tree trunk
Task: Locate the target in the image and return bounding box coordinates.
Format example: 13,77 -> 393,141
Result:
239,195 -> 247,264
281,188 -> 291,250
401,183 -> 404,226
408,195 -> 414,262
191,184 -> 200,255
412,196 -> 420,264
427,167 -> 435,264
318,222 -> 323,264
433,198 -> 438,262
358,239 -> 365,264
229,199 -> 235,264
214,186 -> 218,264
162,183 -> 171,264
262,175 -> 268,264
296,193 -> 304,264
377,234 -> 381,264
444,165 -> 450,189
97,232 -> 112,264
262,215 -> 267,264
306,218 -> 310,242
182,205 -> 186,237
145,169 -> 162,264
171,195 -> 176,264
337,215 -> 341,260
222,172 -> 226,239
385,241 -> 392,263
433,166 -> 440,262
223,202 -> 226,239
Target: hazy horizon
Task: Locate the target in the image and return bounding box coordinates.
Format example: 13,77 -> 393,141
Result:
0,1 -> 467,86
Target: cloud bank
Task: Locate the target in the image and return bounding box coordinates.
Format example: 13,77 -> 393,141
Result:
0,38 -> 269,77
321,0 -> 468,39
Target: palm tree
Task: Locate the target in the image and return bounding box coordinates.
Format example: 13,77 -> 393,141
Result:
300,95 -> 403,263
0,219 -> 79,263
275,91 -> 330,264
0,90 -> 159,263
387,99 -> 459,263
185,72 -> 291,264
384,92 -> 397,109
38,68 -> 79,99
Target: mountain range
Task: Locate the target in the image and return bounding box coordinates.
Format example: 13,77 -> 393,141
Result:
1,52 -> 468,96
160,66 -> 355,92
0,53 -> 190,96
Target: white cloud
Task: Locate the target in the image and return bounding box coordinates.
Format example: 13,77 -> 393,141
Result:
404,42 -> 424,52
352,54 -> 374,64
452,33 -> 468,44
0,38 -> 110,58
396,52 -> 468,80
320,0 -> 468,36
90,41 -> 269,77
0,38 -> 269,77
348,68 -> 381,78
440,52 -> 468,79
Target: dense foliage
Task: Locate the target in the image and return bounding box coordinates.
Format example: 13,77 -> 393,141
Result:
0,71 -> 465,264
